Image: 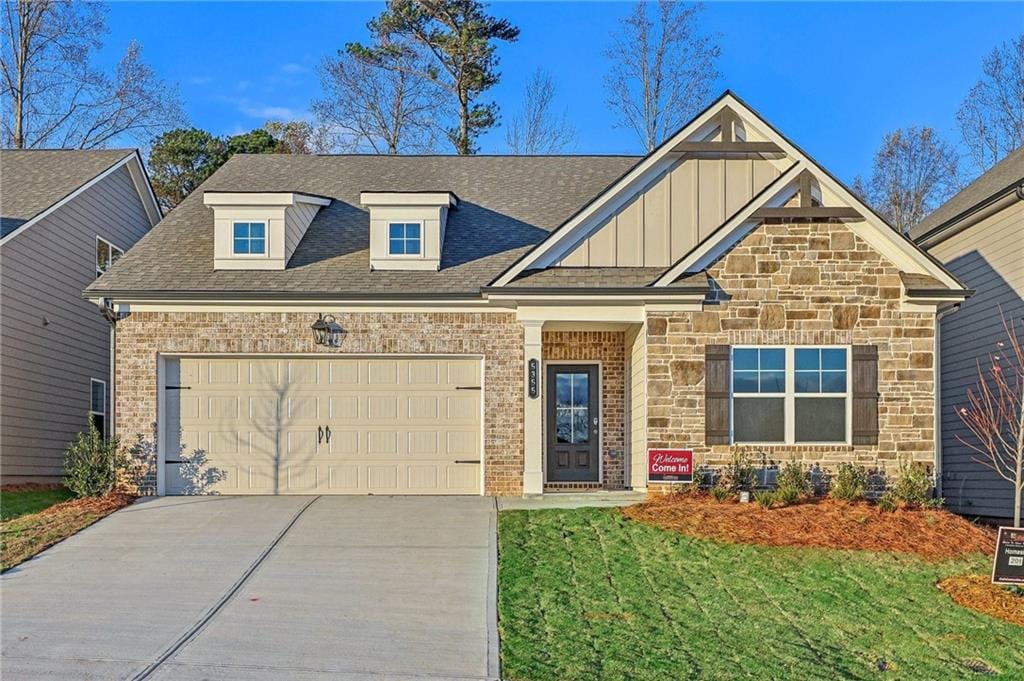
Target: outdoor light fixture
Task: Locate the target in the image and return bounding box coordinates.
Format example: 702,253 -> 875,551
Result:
311,313 -> 344,347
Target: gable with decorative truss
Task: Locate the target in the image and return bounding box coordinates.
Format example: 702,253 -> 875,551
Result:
491,91 -> 967,297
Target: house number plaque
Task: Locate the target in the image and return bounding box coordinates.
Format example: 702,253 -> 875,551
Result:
528,358 -> 539,398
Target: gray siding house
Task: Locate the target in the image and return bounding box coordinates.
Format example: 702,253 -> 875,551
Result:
1,149 -> 161,483
912,146 -> 1024,520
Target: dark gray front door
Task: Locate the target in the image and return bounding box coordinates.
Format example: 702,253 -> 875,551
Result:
546,364 -> 600,482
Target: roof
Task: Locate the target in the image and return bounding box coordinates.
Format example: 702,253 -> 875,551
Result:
0,149 -> 135,238
899,272 -> 973,298
87,154 -> 640,297
504,267 -> 709,292
910,145 -> 1024,240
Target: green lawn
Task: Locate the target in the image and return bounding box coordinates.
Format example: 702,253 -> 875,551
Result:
0,487 -> 73,521
498,507 -> 1022,681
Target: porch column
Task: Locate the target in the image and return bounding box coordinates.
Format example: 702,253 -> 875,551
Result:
522,320 -> 544,495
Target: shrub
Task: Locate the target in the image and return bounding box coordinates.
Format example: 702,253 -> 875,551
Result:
711,485 -> 731,502
829,462 -> 869,501
890,459 -> 933,507
723,450 -> 757,493
877,491 -> 898,512
754,490 -> 776,508
63,416 -> 128,498
776,459 -> 811,503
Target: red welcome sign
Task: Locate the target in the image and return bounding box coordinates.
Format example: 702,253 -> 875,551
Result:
648,449 -> 694,483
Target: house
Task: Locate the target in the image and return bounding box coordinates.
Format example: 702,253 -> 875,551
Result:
911,146 -> 1023,520
85,92 -> 970,497
1,149 -> 161,484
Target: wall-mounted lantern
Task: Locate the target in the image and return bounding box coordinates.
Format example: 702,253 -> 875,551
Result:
311,313 -> 345,347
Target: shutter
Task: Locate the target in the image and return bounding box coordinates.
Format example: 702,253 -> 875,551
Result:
852,345 -> 879,446
705,345 -> 731,445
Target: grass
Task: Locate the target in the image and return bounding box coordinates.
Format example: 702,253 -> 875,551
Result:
498,507 -> 1023,681
0,487 -> 74,521
1,492 -> 133,571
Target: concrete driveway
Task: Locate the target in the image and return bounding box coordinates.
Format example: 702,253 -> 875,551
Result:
1,496 -> 499,680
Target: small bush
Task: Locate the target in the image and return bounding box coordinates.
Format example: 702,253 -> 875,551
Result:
775,486 -> 802,506
723,450 -> 757,493
711,485 -> 731,502
776,459 -> 811,502
754,490 -> 776,508
63,416 -> 128,498
891,459 -> 933,507
877,491 -> 898,512
829,462 -> 869,501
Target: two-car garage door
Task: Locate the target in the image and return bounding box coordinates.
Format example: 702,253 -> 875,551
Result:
164,356 -> 482,495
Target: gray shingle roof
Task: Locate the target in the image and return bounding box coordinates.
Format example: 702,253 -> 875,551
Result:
910,145 -> 1024,240
1,149 -> 134,238
504,267 -> 710,292
87,154 -> 641,297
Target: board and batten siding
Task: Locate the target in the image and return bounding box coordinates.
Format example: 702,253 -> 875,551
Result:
0,165 -> 152,481
929,200 -> 1024,519
556,157 -> 781,267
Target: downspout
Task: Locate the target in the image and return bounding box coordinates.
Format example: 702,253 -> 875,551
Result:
933,303 -> 960,498
99,299 -> 118,441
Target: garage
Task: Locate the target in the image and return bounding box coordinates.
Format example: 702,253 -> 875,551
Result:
163,356 -> 483,495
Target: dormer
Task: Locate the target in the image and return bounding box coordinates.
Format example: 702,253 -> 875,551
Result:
360,191 -> 457,271
205,191 -> 331,270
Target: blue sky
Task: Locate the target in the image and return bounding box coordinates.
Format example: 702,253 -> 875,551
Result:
102,2 -> 1020,183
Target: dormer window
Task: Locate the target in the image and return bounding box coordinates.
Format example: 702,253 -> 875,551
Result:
360,191 -> 456,271
388,222 -> 422,256
232,222 -> 266,255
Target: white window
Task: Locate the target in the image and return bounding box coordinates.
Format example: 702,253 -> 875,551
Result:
90,378 -> 106,437
388,222 -> 422,256
731,346 -> 850,444
96,237 -> 124,278
232,222 -> 266,255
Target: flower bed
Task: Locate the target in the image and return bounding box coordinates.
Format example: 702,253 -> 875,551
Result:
938,575 -> 1024,627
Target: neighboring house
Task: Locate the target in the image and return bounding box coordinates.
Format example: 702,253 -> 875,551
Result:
1,149 -> 161,484
911,146 -> 1024,520
86,92 -> 970,497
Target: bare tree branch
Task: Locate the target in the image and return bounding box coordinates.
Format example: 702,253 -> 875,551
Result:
1,1 -> 182,150
957,33 -> 1024,173
604,1 -> 720,152
504,68 -> 575,154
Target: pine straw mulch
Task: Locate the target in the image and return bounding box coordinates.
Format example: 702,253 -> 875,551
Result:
938,575 -> 1024,627
622,493 -> 995,561
1,491 -> 136,571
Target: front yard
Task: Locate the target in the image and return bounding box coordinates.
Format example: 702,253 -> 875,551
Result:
498,507 -> 1023,680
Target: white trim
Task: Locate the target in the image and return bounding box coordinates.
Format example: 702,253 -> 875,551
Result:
203,192 -> 331,207
95,235 -> 125,278
730,345 -> 852,446
360,191 -> 457,208
542,359 -> 603,485
0,153 -> 156,247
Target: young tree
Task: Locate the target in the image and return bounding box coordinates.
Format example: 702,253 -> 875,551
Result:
0,0 -> 182,149
148,128 -> 228,210
349,0 -> 520,154
264,120 -> 335,154
226,128 -> 279,156
852,127 -> 961,234
313,44 -> 440,153
957,313 -> 1024,526
504,68 -> 576,154
604,1 -> 720,152
956,34 -> 1024,173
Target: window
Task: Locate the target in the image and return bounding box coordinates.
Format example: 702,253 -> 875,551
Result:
388,222 -> 422,256
232,222 -> 266,255
731,346 -> 849,444
90,379 -> 106,438
95,237 -> 124,278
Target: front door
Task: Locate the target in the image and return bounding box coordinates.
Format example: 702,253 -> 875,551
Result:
546,364 -> 600,482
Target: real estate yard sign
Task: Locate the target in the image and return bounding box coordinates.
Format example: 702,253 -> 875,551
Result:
992,527 -> 1024,586
648,449 -> 694,484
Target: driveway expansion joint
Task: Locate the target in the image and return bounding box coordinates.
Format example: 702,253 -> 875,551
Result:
129,495 -> 321,681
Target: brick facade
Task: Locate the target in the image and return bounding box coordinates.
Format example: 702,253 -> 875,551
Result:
115,311 -> 525,495
542,331 -> 627,489
645,221 -> 936,475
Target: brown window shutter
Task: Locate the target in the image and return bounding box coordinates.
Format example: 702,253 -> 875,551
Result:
852,345 -> 879,446
705,345 -> 731,445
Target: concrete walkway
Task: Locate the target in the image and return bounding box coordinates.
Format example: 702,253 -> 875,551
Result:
1,496 -> 499,681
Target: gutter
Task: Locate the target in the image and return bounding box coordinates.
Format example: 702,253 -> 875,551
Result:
914,179 -> 1024,247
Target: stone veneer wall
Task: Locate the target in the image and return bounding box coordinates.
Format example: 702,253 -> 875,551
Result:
646,221 -> 936,474
543,331 -> 626,489
115,311 -> 524,495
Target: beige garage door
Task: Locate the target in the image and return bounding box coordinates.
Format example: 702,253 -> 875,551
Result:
164,356 -> 482,495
